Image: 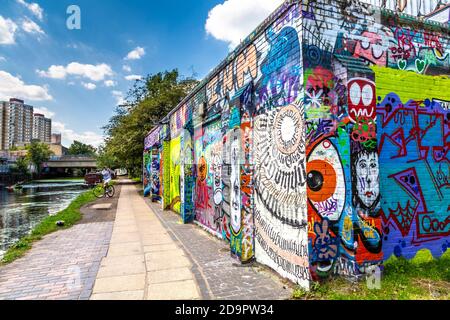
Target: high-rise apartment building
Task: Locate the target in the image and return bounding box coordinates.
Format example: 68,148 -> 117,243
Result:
0,98 -> 53,150
33,113 -> 52,143
0,102 -> 4,150
5,99 -> 34,149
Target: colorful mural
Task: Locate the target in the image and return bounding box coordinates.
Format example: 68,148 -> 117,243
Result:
151,153 -> 162,203
181,123 -> 195,223
162,140 -> 171,209
142,0 -> 449,289
375,67 -> 450,259
194,119 -> 223,237
143,151 -> 152,197
169,136 -> 181,213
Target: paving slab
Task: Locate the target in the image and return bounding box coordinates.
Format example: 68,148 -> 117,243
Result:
92,274 -> 146,293
147,267 -> 194,284
90,184 -> 201,300
91,203 -> 112,210
146,280 -> 200,300
90,290 -> 144,300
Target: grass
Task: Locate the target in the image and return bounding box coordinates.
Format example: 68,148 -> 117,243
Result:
0,191 -> 97,265
292,249 -> 450,300
131,177 -> 142,183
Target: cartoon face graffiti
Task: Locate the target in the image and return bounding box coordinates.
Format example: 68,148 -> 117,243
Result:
212,153 -> 223,206
354,151 -> 380,209
307,139 -> 346,222
348,78 -> 376,123
354,31 -> 387,66
230,129 -> 241,234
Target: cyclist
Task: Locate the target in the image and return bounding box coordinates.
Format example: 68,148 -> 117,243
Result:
101,167 -> 112,188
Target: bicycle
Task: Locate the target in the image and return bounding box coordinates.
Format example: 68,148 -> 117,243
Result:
92,182 -> 115,198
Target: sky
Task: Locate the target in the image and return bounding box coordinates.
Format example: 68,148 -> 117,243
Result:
0,0 -> 284,147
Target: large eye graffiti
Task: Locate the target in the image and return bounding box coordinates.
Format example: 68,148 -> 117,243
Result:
307,139 -> 346,222
347,78 -> 376,123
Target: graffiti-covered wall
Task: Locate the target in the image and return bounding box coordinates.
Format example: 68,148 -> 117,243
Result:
301,0 -> 449,280
143,0 -> 449,289
375,67 -> 450,259
303,0 -> 384,281
252,5 -> 310,286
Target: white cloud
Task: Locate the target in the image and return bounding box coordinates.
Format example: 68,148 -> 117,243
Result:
104,80 -> 116,87
0,70 -> 52,101
33,106 -> 55,118
53,121 -> 104,147
0,16 -> 18,45
17,0 -> 44,21
82,82 -> 96,90
122,65 -> 132,72
37,62 -> 114,82
21,18 -> 45,35
124,74 -> 142,81
124,47 -> 145,60
0,56 -> 6,62
205,0 -> 284,49
37,65 -> 66,79
112,90 -> 125,105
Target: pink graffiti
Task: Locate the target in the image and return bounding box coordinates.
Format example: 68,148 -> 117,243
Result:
390,28 -> 417,61
354,31 -> 387,66
424,31 -> 443,54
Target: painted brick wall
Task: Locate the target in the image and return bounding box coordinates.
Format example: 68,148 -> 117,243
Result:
375,67 -> 450,259
302,0 -> 449,281
143,0 -> 449,289
303,0 -> 385,281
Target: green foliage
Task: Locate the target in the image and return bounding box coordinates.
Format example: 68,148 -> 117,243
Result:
67,140 -> 97,156
25,140 -> 53,177
9,157 -> 30,179
96,144 -> 119,169
102,69 -> 198,175
1,191 -> 96,265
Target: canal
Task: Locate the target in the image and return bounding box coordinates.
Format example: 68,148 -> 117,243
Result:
0,180 -> 87,258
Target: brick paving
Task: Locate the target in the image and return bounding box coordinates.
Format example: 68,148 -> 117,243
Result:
144,195 -> 294,300
0,187 -> 120,300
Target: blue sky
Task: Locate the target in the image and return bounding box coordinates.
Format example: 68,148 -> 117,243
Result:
0,0 -> 283,146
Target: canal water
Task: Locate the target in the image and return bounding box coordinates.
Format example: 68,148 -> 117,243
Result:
0,180 -> 87,258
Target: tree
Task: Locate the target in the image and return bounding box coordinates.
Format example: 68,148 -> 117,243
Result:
68,140 -> 97,156
26,141 -> 53,178
96,144 -> 119,169
102,69 -> 198,176
10,157 -> 31,180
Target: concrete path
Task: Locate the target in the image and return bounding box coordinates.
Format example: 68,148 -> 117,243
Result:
90,184 -> 200,300
144,199 -> 293,300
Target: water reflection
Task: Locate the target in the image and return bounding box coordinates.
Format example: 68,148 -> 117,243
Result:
0,181 -> 86,258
